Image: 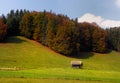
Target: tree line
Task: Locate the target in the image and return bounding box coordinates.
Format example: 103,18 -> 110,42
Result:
106,27 -> 120,52
0,10 -> 120,56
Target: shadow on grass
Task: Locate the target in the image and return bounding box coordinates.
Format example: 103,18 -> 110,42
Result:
5,36 -> 26,43
106,49 -> 113,54
70,52 -> 94,59
70,49 -> 115,59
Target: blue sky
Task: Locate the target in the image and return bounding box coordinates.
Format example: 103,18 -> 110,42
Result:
0,0 -> 120,27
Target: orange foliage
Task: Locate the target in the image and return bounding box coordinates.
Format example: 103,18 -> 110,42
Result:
0,18 -> 7,41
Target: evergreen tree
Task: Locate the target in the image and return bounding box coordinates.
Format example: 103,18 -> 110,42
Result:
20,13 -> 34,39
106,27 -> 120,52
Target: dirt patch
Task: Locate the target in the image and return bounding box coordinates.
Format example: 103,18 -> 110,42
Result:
0,67 -> 20,71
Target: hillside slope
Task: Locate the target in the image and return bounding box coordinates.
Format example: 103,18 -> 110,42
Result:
0,36 -> 120,71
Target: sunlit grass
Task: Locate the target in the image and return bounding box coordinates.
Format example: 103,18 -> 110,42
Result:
0,36 -> 120,82
0,68 -> 120,82
0,78 -> 116,83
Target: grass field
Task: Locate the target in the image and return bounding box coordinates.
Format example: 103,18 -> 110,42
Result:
0,68 -> 120,82
0,36 -> 120,82
0,78 -> 117,83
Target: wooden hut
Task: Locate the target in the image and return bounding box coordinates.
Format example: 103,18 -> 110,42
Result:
71,61 -> 83,68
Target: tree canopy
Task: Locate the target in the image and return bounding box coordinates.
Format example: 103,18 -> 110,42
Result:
0,9 -> 120,56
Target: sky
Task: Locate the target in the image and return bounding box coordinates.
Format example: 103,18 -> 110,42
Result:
0,0 -> 120,28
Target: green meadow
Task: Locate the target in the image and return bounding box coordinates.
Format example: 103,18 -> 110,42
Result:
0,78 -> 116,83
0,36 -> 120,83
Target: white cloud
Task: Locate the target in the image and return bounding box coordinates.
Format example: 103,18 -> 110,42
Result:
78,13 -> 103,26
116,0 -> 120,8
78,13 -> 120,28
101,20 -> 120,28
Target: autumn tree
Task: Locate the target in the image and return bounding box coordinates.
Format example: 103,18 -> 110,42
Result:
18,11 -> 108,55
77,22 -> 107,53
19,13 -> 34,39
92,27 -> 107,53
0,18 -> 7,41
53,21 -> 77,55
46,14 -> 56,48
33,12 -> 48,45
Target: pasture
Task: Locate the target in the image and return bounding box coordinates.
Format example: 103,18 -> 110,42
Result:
0,36 -> 120,82
0,78 -> 117,83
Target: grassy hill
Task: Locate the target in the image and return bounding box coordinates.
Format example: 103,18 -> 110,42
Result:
0,36 -> 120,71
0,36 -> 120,82
0,36 -> 73,69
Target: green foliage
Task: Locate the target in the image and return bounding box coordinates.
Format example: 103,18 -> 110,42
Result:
33,12 -> 48,45
20,13 -> 34,39
6,9 -> 28,36
106,27 -> 120,52
1,14 -> 7,24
